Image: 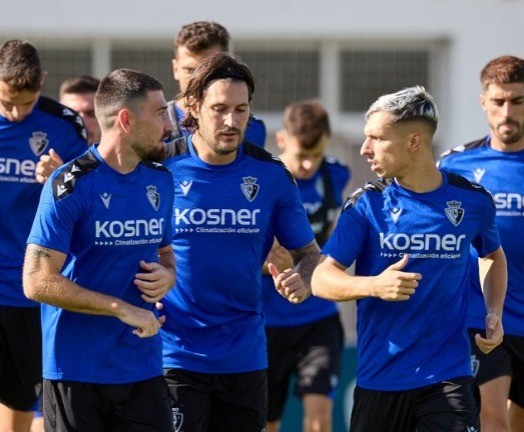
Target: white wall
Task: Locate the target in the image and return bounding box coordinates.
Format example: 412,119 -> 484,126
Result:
2,0 -> 523,148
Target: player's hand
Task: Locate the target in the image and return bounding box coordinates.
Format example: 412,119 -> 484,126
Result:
370,254 -> 422,301
475,312 -> 503,354
263,244 -> 293,275
117,303 -> 165,338
268,262 -> 310,304
36,149 -> 64,184
134,260 -> 175,303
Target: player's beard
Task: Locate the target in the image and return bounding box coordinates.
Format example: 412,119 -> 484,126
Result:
495,119 -> 524,145
132,133 -> 169,162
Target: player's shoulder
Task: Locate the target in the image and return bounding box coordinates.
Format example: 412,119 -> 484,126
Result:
140,160 -> 171,175
243,143 -> 296,184
438,138 -> 485,163
342,178 -> 391,211
442,170 -> 494,202
52,148 -> 99,201
164,136 -> 191,161
37,96 -> 87,141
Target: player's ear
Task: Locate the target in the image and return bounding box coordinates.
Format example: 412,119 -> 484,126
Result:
275,130 -> 286,150
480,93 -> 487,111
39,71 -> 48,87
116,108 -> 133,133
408,132 -> 422,152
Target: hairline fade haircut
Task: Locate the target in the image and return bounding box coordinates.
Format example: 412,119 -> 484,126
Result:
283,99 -> 331,150
365,85 -> 439,134
181,51 -> 255,132
174,21 -> 230,57
94,68 -> 163,130
0,39 -> 43,92
480,55 -> 524,90
59,75 -> 100,99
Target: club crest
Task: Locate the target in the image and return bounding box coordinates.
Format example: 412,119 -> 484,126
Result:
241,176 -> 259,202
29,131 -> 49,156
172,408 -> 184,432
146,185 -> 160,211
445,200 -> 464,226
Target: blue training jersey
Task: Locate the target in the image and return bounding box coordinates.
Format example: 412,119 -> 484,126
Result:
161,136 -> 314,373
0,96 -> 87,307
439,136 -> 524,337
263,156 -> 350,327
27,145 -> 174,383
323,171 -> 500,391
167,100 -> 266,148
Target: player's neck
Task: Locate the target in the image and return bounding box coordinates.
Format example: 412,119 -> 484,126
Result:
489,134 -> 524,153
97,139 -> 140,174
395,163 -> 442,193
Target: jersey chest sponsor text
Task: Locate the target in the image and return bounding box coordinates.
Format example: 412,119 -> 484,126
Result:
493,192 -> 524,209
0,157 -> 37,182
173,207 -> 260,226
379,232 -> 466,251
95,218 -> 164,238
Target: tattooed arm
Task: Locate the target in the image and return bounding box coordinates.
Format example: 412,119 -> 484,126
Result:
267,240 -> 321,304
23,244 -> 164,338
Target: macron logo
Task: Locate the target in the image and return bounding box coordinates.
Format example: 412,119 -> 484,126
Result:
56,184 -> 68,197
100,193 -> 112,209
180,180 -> 193,197
390,208 -> 402,223
473,168 -> 485,183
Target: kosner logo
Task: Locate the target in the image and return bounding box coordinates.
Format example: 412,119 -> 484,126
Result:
379,232 -> 466,251
95,218 -> 164,238
174,208 -> 260,226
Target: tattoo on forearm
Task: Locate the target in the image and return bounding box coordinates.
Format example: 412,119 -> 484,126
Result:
31,246 -> 52,259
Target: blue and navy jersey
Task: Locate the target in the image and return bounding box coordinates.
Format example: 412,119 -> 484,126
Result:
167,100 -> 267,148
161,136 -> 314,373
323,171 -> 500,391
0,96 -> 87,307
439,136 -> 524,336
27,145 -> 174,383
263,156 -> 350,327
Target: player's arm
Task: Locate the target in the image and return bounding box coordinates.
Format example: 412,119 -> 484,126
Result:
23,244 -> 164,338
262,239 -> 294,276
311,254 -> 422,302
35,149 -> 64,184
267,240 -> 321,304
475,245 -> 507,354
134,244 -> 176,303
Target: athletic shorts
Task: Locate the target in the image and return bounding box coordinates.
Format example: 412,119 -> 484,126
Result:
163,368 -> 267,432
0,305 -> 42,411
265,313 -> 343,421
350,376 -> 480,432
43,376 -> 173,432
469,328 -> 524,407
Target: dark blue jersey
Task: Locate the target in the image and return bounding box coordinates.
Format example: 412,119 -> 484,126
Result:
161,136 -> 314,373
263,156 -> 350,327
167,100 -> 267,147
27,145 -> 174,383
0,97 -> 87,307
439,137 -> 524,336
323,171 -> 500,391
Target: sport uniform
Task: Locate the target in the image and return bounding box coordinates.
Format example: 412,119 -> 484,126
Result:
167,100 -> 267,147
439,137 -> 524,406
323,171 -> 500,431
262,156 -> 350,421
27,145 -> 174,431
161,136 -> 314,431
0,97 -> 86,410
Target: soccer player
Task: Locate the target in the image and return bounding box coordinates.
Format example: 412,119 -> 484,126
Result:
59,75 -> 101,145
161,52 -> 320,431
438,55 -> 524,432
23,68 -> 175,432
0,39 -> 87,432
311,86 -> 507,432
169,20 -> 266,146
262,99 -> 350,432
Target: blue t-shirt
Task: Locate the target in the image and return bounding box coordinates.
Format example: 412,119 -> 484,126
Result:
167,101 -> 266,148
323,171 -> 500,391
263,156 -> 350,327
0,97 -> 87,307
439,136 -> 524,337
27,145 -> 174,383
161,136 -> 314,373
